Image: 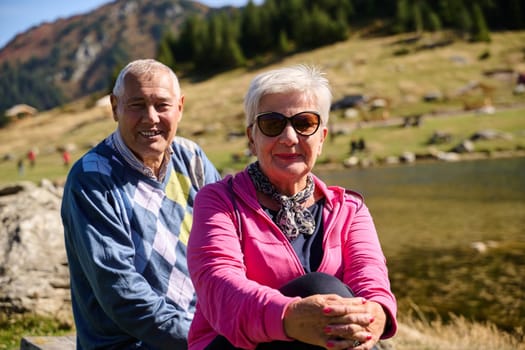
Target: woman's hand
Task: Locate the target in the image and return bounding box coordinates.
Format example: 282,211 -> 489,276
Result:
283,294 -> 376,349
323,300 -> 387,349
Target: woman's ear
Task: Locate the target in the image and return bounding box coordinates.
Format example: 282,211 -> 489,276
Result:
317,127 -> 328,155
247,126 -> 256,155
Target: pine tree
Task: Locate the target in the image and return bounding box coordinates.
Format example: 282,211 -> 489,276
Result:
428,11 -> 442,32
395,0 -> 410,33
240,1 -> 262,58
471,3 -> 491,42
157,32 -> 176,69
412,1 -> 423,33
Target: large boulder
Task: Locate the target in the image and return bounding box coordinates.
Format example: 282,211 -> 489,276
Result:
0,180 -> 72,325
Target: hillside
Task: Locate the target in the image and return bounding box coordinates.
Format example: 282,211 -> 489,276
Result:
0,0 -> 214,110
0,30 -> 524,186
2,0 -> 525,114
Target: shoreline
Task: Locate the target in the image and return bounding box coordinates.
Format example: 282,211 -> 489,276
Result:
314,149 -> 525,172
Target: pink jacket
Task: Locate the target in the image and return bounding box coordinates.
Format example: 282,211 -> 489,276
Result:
187,169 -> 397,350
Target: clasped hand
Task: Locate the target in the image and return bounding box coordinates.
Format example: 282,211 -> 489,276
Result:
283,294 -> 386,350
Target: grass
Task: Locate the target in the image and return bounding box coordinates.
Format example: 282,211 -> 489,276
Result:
1,31 -> 525,184
321,107 -> 525,163
0,314 -> 73,350
386,311 -> 525,350
389,241 -> 525,335
3,103 -> 524,185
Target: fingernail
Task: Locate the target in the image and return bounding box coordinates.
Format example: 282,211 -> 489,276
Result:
366,334 -> 372,340
323,326 -> 332,334
326,340 -> 335,348
361,298 -> 367,304
323,307 -> 332,313
370,316 -> 375,323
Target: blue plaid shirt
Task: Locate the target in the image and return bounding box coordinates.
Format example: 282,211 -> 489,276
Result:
61,135 -> 220,350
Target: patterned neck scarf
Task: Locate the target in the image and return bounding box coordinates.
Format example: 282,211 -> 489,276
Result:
247,161 -> 315,241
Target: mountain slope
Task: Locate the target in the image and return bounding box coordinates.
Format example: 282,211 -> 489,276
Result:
0,0 -> 213,110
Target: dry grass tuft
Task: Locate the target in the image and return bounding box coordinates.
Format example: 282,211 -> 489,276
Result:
382,309 -> 524,349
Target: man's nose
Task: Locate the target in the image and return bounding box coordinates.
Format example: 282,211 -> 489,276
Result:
144,105 -> 160,122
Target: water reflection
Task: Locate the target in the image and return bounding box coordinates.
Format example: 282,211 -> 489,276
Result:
316,157 -> 525,255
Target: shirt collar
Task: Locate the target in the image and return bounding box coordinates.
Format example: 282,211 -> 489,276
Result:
106,130 -> 173,182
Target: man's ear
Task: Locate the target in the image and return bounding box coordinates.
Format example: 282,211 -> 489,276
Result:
110,94 -> 119,122
177,95 -> 185,122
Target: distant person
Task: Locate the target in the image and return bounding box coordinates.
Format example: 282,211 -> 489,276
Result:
27,149 -> 36,167
187,65 -> 397,350
350,139 -> 358,155
61,59 -> 221,350
349,138 -> 366,155
517,72 -> 525,86
357,137 -> 366,151
62,150 -> 71,167
17,158 -> 25,176
514,72 -> 525,95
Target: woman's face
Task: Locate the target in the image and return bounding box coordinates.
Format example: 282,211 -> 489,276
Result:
247,92 -> 327,195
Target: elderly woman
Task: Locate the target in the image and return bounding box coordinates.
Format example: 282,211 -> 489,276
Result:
187,65 -> 397,350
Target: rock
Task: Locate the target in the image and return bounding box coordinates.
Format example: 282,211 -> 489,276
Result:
343,108 -> 360,119
476,105 -> 495,114
470,129 -> 512,141
20,335 -> 76,350
422,91 -> 443,102
435,152 -> 461,162
451,140 -> 475,153
0,181 -> 72,325
470,240 -> 500,253
428,131 -> 452,145
384,156 -> 400,165
343,156 -> 360,168
400,152 -> 416,163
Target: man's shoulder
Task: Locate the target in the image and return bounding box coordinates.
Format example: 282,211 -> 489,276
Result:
73,141 -> 114,172
79,138 -> 113,157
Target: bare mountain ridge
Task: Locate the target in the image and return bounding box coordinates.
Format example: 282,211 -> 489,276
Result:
0,0 -> 215,105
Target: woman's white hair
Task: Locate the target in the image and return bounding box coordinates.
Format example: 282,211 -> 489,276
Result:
244,64 -> 332,127
112,59 -> 181,98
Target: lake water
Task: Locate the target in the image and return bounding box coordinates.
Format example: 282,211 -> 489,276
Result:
315,157 -> 525,257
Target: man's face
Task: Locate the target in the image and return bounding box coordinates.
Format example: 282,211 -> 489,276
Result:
111,69 -> 183,169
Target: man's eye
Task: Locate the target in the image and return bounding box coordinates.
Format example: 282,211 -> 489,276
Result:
128,102 -> 144,109
156,103 -> 171,111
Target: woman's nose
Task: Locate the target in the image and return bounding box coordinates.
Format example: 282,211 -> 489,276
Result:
279,122 -> 299,143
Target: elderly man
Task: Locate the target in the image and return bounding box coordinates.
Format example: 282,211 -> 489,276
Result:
61,59 -> 221,349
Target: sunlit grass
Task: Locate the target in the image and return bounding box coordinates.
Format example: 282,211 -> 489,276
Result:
0,314 -> 73,350
322,108 -> 525,162
384,310 -> 525,349
389,242 -> 525,334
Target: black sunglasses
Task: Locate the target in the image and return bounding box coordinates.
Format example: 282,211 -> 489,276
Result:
254,111 -> 321,137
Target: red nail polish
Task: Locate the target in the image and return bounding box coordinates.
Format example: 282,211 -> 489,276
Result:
323,326 -> 332,333
323,307 -> 332,313
366,334 -> 372,340
326,340 -> 335,348
361,298 -> 367,304
369,317 -> 375,323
